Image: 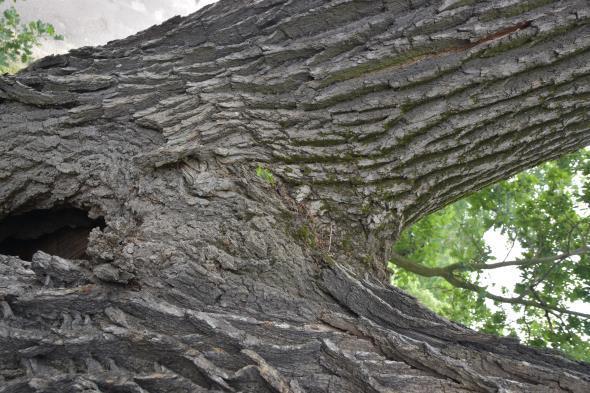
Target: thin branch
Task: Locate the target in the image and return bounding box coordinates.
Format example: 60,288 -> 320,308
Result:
528,260 -> 560,291
446,246 -> 590,271
443,273 -> 590,319
530,289 -> 554,329
501,236 -> 517,264
389,251 -> 450,277
389,251 -> 590,319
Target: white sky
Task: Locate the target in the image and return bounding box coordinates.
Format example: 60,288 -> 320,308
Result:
482,228 -> 590,329
5,0 -> 219,57
482,229 -> 524,295
481,229 -> 525,328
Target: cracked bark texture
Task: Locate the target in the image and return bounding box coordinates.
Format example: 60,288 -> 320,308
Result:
1,0 -> 590,392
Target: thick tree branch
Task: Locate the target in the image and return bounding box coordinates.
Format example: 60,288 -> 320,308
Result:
2,0 -> 590,254
1,0 -> 590,391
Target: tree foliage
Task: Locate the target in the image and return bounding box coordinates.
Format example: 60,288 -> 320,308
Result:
0,0 -> 62,73
391,148 -> 590,361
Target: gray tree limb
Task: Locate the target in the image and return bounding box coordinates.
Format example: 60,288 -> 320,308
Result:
1,0 -> 590,392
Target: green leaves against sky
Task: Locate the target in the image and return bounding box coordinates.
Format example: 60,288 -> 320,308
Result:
0,0 -> 62,73
392,148 -> 590,361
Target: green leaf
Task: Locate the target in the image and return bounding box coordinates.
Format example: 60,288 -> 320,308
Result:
0,2 -> 63,73
256,165 -> 276,186
391,148 -> 590,362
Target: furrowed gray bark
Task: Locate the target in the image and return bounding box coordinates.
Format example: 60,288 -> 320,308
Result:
1,0 -> 590,392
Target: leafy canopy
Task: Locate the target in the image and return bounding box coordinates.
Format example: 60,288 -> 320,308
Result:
0,0 -> 62,73
391,148 -> 590,362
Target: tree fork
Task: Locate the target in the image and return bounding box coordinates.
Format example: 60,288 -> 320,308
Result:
1,0 -> 590,392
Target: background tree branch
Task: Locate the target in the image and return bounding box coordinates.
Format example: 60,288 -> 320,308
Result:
390,250 -> 590,319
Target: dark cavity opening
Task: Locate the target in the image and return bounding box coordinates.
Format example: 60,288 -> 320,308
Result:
0,207 -> 106,261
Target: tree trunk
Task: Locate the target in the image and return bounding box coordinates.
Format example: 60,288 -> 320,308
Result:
1,0 -> 590,391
